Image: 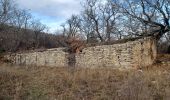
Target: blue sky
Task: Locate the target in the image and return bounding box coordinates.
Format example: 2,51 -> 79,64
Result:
16,0 -> 82,33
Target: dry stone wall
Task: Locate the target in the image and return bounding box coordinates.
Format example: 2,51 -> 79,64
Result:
76,37 -> 157,69
4,37 -> 157,69
5,48 -> 69,67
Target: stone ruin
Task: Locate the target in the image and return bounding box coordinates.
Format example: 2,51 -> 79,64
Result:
4,37 -> 157,69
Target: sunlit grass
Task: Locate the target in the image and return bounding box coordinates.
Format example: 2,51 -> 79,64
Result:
0,61 -> 170,100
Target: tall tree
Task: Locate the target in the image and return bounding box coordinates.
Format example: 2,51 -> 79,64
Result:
0,0 -> 15,31
67,15 -> 81,38
116,0 -> 170,40
99,0 -> 119,41
80,0 -> 120,42
83,0 -> 104,42
30,19 -> 47,48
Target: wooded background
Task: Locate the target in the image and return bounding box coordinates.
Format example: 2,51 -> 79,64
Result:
0,0 -> 169,53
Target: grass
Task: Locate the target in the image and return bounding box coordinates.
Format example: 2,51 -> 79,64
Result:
0,55 -> 170,100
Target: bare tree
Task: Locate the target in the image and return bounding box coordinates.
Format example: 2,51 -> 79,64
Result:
122,16 -> 146,38
0,0 -> 16,32
0,0 -> 58,52
66,15 -> 81,39
83,0 -> 105,42
30,19 -> 47,48
61,23 -> 67,37
99,0 -> 119,41
79,11 -> 97,43
0,0 -> 13,23
116,0 -> 170,40
79,0 -> 120,42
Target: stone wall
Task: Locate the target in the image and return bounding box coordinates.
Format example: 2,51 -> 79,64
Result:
76,37 -> 157,69
5,48 -> 69,67
4,37 -> 157,69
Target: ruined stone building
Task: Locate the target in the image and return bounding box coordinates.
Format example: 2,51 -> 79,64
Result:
4,37 -> 157,69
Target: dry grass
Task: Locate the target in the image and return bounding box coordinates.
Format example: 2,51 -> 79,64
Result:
0,56 -> 170,100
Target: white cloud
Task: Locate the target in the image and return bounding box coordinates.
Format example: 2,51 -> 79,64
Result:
15,0 -> 82,33
16,0 -> 81,19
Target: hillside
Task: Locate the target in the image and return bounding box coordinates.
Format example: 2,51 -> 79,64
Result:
0,25 -> 67,52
